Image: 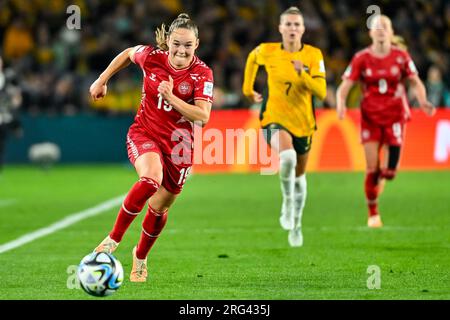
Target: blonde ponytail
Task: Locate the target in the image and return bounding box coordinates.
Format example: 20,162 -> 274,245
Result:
155,23 -> 169,51
392,35 -> 407,50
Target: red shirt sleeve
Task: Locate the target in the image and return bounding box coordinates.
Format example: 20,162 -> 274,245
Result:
402,51 -> 418,79
133,45 -> 154,69
193,68 -> 214,103
342,53 -> 363,82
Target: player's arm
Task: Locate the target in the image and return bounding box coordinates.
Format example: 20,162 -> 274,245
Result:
158,76 -> 212,125
407,74 -> 436,116
242,47 -> 263,103
89,46 -> 141,101
335,53 -> 362,119
297,72 -> 327,101
292,50 -> 327,100
336,79 -> 355,120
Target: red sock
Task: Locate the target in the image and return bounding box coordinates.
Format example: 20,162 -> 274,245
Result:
136,205 -> 168,259
365,171 -> 380,217
109,177 -> 160,242
368,202 -> 378,217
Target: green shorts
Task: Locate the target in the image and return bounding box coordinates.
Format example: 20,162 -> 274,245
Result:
262,123 -> 312,155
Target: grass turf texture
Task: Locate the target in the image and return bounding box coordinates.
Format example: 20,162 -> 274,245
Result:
0,165 -> 449,300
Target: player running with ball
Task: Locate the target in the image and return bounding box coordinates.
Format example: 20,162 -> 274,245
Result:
89,14 -> 214,282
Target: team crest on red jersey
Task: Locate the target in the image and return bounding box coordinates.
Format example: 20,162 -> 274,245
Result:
178,81 -> 192,95
391,66 -> 399,76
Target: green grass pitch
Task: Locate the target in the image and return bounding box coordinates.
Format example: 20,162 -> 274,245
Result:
0,165 -> 449,300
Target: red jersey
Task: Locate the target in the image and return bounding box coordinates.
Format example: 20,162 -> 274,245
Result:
133,45 -> 214,157
343,46 -> 417,126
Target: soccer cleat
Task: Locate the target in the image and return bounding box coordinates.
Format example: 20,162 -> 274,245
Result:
130,246 -> 148,282
279,198 -> 295,230
288,227 -> 303,247
368,215 -> 383,228
94,235 -> 119,254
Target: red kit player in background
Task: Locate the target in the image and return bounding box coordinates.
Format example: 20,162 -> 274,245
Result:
336,15 -> 435,228
89,13 -> 214,282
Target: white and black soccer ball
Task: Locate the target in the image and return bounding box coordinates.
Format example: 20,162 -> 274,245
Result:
28,142 -> 61,169
77,252 -> 124,297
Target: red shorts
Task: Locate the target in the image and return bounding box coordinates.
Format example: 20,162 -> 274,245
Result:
360,119 -> 405,146
126,124 -> 192,195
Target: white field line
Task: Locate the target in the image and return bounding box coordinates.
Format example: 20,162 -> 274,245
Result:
0,195 -> 125,254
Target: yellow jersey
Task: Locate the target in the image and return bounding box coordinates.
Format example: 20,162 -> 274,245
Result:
242,42 -> 326,137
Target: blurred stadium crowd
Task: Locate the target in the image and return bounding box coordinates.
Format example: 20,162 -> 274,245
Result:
0,0 -> 449,115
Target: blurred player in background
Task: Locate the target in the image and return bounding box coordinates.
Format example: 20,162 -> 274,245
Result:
242,7 -> 326,247
336,15 -> 435,228
0,55 -> 22,171
89,14 -> 214,282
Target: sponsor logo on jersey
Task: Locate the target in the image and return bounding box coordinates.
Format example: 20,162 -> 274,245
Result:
396,56 -> 404,64
203,82 -> 213,97
319,60 -> 326,73
391,66 -> 400,76
142,142 -> 154,149
344,65 -> 352,77
149,73 -> 156,81
408,60 -> 418,74
178,81 -> 192,95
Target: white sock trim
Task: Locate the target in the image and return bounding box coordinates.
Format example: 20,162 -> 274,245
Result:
142,228 -> 159,238
122,204 -> 140,216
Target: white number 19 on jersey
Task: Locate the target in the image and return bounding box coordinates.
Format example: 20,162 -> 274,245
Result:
157,93 -> 173,111
178,167 -> 192,185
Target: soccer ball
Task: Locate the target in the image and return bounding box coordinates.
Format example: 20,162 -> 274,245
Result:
77,252 -> 124,297
28,142 -> 61,169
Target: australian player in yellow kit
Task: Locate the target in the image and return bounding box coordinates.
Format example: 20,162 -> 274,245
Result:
242,7 -> 326,247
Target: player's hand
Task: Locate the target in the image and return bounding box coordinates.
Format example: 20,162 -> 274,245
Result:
248,90 -> 263,104
420,101 -> 436,116
337,105 -> 346,120
89,79 -> 107,101
158,75 -> 174,100
291,60 -> 304,75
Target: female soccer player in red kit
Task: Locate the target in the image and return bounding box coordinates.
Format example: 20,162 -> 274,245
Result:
336,15 -> 435,228
89,14 -> 214,282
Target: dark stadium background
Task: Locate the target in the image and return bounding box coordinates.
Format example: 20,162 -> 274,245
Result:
0,0 -> 448,164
